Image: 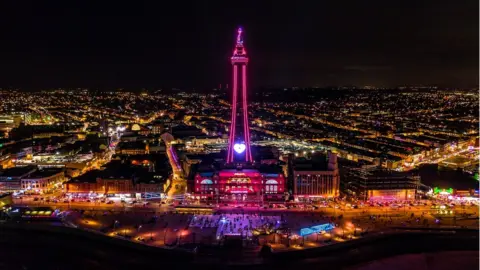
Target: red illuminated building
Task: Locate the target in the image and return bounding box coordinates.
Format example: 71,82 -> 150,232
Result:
194,169 -> 285,202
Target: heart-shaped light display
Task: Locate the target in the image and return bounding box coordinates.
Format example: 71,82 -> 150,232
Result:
234,143 -> 246,154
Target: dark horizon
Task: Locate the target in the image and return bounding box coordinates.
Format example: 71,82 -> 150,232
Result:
0,1 -> 478,90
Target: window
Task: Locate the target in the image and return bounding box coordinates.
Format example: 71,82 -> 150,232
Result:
201,179 -> 213,184
265,179 -> 278,193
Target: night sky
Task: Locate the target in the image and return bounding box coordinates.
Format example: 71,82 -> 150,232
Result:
0,1 -> 478,90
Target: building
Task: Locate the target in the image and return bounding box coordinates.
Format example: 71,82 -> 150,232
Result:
193,168 -> 285,202
0,166 -> 37,191
227,27 -> 253,163
150,123 -> 164,134
65,160 -> 167,200
349,167 -> 420,201
115,141 -> 149,155
293,152 -> 340,201
21,168 -> 65,194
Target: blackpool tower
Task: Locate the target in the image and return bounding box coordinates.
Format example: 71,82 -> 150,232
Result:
227,27 -> 253,164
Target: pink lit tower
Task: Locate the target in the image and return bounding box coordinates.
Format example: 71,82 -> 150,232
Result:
226,27 -> 253,164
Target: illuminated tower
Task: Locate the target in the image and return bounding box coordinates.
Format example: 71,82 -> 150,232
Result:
227,27 -> 253,163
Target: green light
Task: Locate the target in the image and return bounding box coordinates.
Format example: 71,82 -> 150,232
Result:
433,187 -> 453,194
475,173 -> 479,181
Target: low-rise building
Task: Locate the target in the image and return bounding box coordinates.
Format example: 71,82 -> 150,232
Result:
293,152 -> 340,201
349,167 -> 420,201
65,160 -> 167,200
21,168 -> 65,194
0,165 -> 37,191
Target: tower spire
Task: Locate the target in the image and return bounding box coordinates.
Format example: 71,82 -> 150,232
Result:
236,27 -> 243,45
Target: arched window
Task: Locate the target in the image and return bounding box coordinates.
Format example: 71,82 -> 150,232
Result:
200,179 -> 213,193
265,179 -> 278,193
201,179 -> 213,184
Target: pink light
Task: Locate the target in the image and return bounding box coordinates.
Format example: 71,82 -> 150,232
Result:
227,64 -> 238,163
242,64 -> 252,162
227,27 -> 251,163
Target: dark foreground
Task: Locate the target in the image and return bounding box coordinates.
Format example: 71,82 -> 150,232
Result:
0,224 -> 477,270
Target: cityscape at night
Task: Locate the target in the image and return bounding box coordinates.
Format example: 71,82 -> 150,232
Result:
0,2 -> 478,270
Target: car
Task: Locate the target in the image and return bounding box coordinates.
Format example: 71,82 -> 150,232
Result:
33,198 -> 39,201
107,201 -> 114,204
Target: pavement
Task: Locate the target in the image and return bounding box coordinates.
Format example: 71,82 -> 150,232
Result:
49,202 -> 478,254
10,195 -> 479,255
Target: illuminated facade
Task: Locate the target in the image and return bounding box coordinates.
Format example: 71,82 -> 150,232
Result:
194,169 -> 285,201
227,27 -> 252,163
349,167 -> 420,201
293,152 -> 340,200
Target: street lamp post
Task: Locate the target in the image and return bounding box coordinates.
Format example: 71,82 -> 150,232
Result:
163,228 -> 168,245
178,231 -> 182,246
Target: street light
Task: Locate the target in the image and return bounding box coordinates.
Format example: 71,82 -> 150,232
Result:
113,220 -> 119,235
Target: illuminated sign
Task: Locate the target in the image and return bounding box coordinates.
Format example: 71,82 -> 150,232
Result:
234,143 -> 246,154
433,187 -> 453,195
300,223 -> 335,236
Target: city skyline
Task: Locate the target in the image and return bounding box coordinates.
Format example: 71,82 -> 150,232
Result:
0,1 -> 478,90
0,5 -> 478,265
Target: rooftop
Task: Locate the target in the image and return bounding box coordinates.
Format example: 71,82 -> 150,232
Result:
25,168 -> 64,179
0,165 -> 37,178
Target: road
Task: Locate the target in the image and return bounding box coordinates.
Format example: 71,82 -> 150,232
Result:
13,198 -> 478,219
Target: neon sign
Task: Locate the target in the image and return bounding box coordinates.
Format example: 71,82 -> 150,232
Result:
433,187 -> 453,195
300,223 -> 335,236
234,143 -> 246,154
